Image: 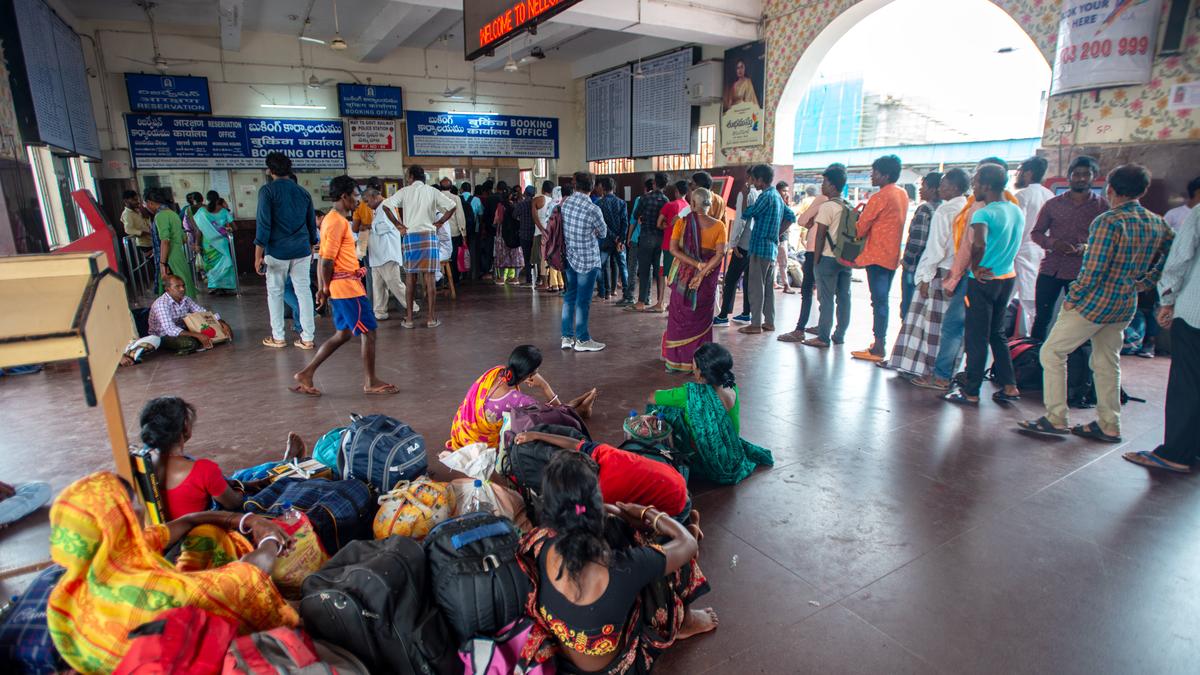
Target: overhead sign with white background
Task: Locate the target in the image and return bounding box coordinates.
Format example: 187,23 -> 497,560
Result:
405,111 -> 558,158
1050,0 -> 1161,95
349,119 -> 396,151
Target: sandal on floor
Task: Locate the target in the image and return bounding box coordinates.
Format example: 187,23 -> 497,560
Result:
992,391 -> 1021,403
943,390 -> 979,406
910,377 -> 949,391
289,383 -> 322,396
262,337 -> 287,348
1122,450 -> 1191,474
1017,416 -> 1070,436
364,384 -> 399,395
1071,421 -> 1122,443
426,319 -> 442,328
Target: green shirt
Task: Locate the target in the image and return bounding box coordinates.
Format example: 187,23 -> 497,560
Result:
653,384 -> 740,434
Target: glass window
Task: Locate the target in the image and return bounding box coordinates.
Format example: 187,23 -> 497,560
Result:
651,125 -> 715,172
588,158 -> 634,174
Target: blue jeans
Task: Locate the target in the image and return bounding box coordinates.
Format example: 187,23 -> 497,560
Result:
865,265 -> 896,347
609,248 -> 630,300
899,268 -> 916,320
933,280 -> 968,380
562,266 -> 600,342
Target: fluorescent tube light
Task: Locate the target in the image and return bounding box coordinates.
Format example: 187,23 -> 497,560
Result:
260,103 -> 327,110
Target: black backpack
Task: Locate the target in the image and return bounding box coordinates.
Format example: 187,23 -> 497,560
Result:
990,337 -> 1043,391
424,512 -> 531,644
299,537 -> 454,675
461,194 -> 478,237
616,438 -> 690,477
338,414 -> 427,494
500,424 -> 585,524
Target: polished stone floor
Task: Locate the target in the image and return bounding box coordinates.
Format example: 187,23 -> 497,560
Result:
0,275 -> 1193,674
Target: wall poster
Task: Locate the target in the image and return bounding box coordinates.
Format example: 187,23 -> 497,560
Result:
720,40 -> 765,151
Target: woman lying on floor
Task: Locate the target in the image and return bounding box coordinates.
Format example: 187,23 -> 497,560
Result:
648,343 -> 772,485
139,396 -> 307,519
47,472 -> 297,673
518,451 -> 716,674
447,344 -> 598,450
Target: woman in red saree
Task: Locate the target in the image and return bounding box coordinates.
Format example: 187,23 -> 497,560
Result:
662,188 -> 728,372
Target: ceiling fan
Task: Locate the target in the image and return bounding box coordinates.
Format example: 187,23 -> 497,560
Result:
296,0 -> 348,50
126,0 -> 193,73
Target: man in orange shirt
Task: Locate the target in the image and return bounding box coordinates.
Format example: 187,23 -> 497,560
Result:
851,155 -> 910,361
291,175 -> 397,397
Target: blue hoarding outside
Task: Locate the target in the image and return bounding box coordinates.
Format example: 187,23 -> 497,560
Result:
337,83 -> 403,118
405,111 -> 558,158
125,114 -> 345,169
125,73 -> 213,114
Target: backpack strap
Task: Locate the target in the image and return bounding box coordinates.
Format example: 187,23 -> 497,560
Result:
450,521 -> 512,549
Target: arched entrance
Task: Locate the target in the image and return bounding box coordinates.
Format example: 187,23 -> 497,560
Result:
721,0 -> 1060,165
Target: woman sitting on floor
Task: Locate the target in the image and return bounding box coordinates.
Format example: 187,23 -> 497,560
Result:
648,342 -> 772,485
518,451 -> 716,674
447,344 -> 597,450
47,472 -> 298,673
140,396 -> 305,518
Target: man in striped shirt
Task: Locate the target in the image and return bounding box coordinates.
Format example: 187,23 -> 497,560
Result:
1019,164 -> 1173,443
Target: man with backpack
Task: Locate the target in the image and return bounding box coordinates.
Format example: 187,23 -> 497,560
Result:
798,165 -> 854,348
737,164 -> 795,334
457,182 -> 480,284
850,155 -> 910,362
1020,164 -> 1173,442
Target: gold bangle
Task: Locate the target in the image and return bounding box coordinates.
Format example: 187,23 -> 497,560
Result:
651,512 -> 666,533
639,506 -> 652,522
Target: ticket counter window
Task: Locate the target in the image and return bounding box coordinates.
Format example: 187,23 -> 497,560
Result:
28,146 -> 95,247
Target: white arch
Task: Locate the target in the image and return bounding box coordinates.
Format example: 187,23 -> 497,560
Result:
772,0 -> 1051,165
772,0 -> 895,164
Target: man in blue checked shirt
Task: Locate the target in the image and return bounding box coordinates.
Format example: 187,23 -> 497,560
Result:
560,171 -> 608,352
739,164 -> 795,334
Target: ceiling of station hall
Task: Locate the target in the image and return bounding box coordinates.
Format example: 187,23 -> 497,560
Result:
60,0 -> 762,77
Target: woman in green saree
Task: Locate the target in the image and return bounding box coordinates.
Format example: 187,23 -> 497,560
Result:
147,188 -> 196,298
648,342 -> 772,485
192,190 -> 237,294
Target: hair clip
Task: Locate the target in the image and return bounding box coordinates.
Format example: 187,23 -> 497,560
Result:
574,504 -> 587,515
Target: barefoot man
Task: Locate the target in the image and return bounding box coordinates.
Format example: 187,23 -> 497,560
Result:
292,175 -> 397,396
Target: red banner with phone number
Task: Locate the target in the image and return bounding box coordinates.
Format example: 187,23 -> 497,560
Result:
1050,0 -> 1161,95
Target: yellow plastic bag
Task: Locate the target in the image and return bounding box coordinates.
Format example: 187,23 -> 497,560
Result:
271,512 -> 328,597
373,477 -> 454,541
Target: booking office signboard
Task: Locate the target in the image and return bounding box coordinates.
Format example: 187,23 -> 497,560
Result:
1050,0 -> 1162,94
720,40 -> 766,151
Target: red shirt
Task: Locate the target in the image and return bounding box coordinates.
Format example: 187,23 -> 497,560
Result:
580,441 -> 687,515
660,199 -> 687,251
165,458 -> 227,518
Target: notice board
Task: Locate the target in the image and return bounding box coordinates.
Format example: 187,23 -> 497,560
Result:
585,67 -> 631,162
631,49 -> 695,157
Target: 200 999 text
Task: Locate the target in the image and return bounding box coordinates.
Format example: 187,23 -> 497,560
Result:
1058,36 -> 1150,65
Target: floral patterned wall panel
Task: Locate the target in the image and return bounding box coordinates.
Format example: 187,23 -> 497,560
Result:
738,0 -> 1197,165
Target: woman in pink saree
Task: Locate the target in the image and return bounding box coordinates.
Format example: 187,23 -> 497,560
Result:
662,188 -> 728,372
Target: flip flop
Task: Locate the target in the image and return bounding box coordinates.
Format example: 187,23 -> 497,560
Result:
1017,416 -> 1070,436
425,319 -> 442,328
910,377 -> 949,391
992,391 -> 1021,403
289,383 -> 322,397
364,384 -> 399,395
943,390 -> 979,406
401,320 -> 416,329
1122,450 -> 1190,474
1071,421 -> 1122,443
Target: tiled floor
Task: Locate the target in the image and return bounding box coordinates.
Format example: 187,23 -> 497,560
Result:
1,276 -> 1193,673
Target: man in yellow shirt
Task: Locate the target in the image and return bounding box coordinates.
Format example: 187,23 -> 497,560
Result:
291,175 -> 397,397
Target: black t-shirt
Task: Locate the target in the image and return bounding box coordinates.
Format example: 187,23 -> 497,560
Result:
536,539 -> 666,657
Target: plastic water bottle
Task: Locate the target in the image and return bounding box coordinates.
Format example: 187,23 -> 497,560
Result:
465,479 -> 495,515
278,501 -> 303,526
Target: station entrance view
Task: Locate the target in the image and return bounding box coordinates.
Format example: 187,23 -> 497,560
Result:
0,0 -> 1197,672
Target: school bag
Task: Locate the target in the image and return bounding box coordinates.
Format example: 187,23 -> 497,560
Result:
989,337 -> 1043,391
300,537 -> 454,675
114,606 -> 236,675
243,478 -> 373,555
224,627 -> 369,675
424,512 -> 531,644
824,198 -> 864,264
0,565 -> 68,674
499,424 -> 586,524
544,208 -> 566,272
459,619 -> 554,675
501,406 -> 590,451
461,194 -> 478,238
312,426 -> 347,472
338,414 -> 427,494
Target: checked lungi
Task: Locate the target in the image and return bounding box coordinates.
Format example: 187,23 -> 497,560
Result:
887,272 -> 951,378
402,231 -> 439,274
